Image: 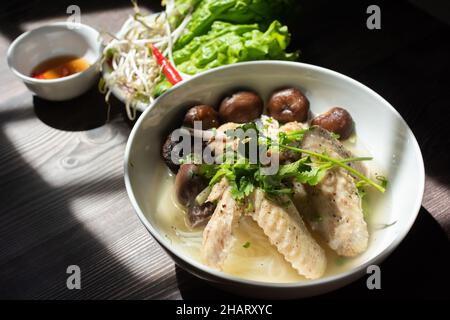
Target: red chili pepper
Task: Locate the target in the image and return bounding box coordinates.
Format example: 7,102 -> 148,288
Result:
148,44 -> 182,85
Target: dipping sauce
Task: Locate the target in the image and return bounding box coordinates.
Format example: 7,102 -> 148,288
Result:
31,55 -> 90,79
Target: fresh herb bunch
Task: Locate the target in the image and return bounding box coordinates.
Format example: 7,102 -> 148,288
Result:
197,122 -> 386,202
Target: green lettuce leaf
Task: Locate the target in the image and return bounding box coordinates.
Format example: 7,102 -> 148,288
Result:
174,20 -> 298,75
166,0 -> 202,28
175,0 -> 292,49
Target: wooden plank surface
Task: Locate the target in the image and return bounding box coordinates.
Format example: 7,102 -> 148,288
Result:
0,0 -> 448,299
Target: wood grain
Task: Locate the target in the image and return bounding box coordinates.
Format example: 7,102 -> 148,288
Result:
0,0 -> 448,300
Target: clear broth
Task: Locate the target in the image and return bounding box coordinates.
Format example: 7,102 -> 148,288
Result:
152,158 -> 388,283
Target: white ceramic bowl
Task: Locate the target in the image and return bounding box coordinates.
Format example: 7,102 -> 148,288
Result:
124,61 -> 424,299
7,22 -> 102,101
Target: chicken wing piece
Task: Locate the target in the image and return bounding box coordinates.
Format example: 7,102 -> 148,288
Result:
301,126 -> 366,175
251,189 -> 327,279
206,178 -> 229,203
278,121 -> 308,163
280,121 -> 307,133
202,186 -> 242,269
206,123 -> 240,157
300,127 -> 369,256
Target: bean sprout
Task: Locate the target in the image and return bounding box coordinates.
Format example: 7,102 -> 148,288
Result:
101,3 -> 191,120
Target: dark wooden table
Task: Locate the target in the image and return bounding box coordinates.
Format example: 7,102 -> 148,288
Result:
0,0 -> 449,300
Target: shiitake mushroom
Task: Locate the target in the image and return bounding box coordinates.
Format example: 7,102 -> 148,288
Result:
267,88 -> 309,123
311,107 -> 354,140
183,104 -> 220,129
161,129 -> 193,173
161,133 -> 181,173
175,164 -> 214,226
175,164 -> 208,207
188,202 -> 216,227
219,91 -> 263,123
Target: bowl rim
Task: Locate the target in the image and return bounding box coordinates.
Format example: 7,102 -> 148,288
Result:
6,21 -> 102,84
124,60 -> 425,288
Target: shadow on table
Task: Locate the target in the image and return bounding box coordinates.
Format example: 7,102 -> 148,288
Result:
175,206 -> 450,300
0,112 -> 138,298
0,0 -> 166,300
33,86 -> 138,131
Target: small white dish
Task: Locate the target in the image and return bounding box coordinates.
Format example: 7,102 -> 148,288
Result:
124,61 -> 425,299
7,22 -> 102,101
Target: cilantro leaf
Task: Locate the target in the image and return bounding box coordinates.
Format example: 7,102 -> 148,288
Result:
196,119 -> 384,202
376,175 -> 388,189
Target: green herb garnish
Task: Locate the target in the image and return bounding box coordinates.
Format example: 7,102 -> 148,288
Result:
312,213 -> 323,223
376,221 -> 397,230
198,123 -> 386,202
376,175 -> 388,189
335,257 -> 348,266
278,144 -> 386,193
330,132 -> 341,140
98,77 -> 107,94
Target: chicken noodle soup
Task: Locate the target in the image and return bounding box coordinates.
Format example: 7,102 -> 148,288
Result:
153,161 -> 386,282
156,87 -> 388,282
